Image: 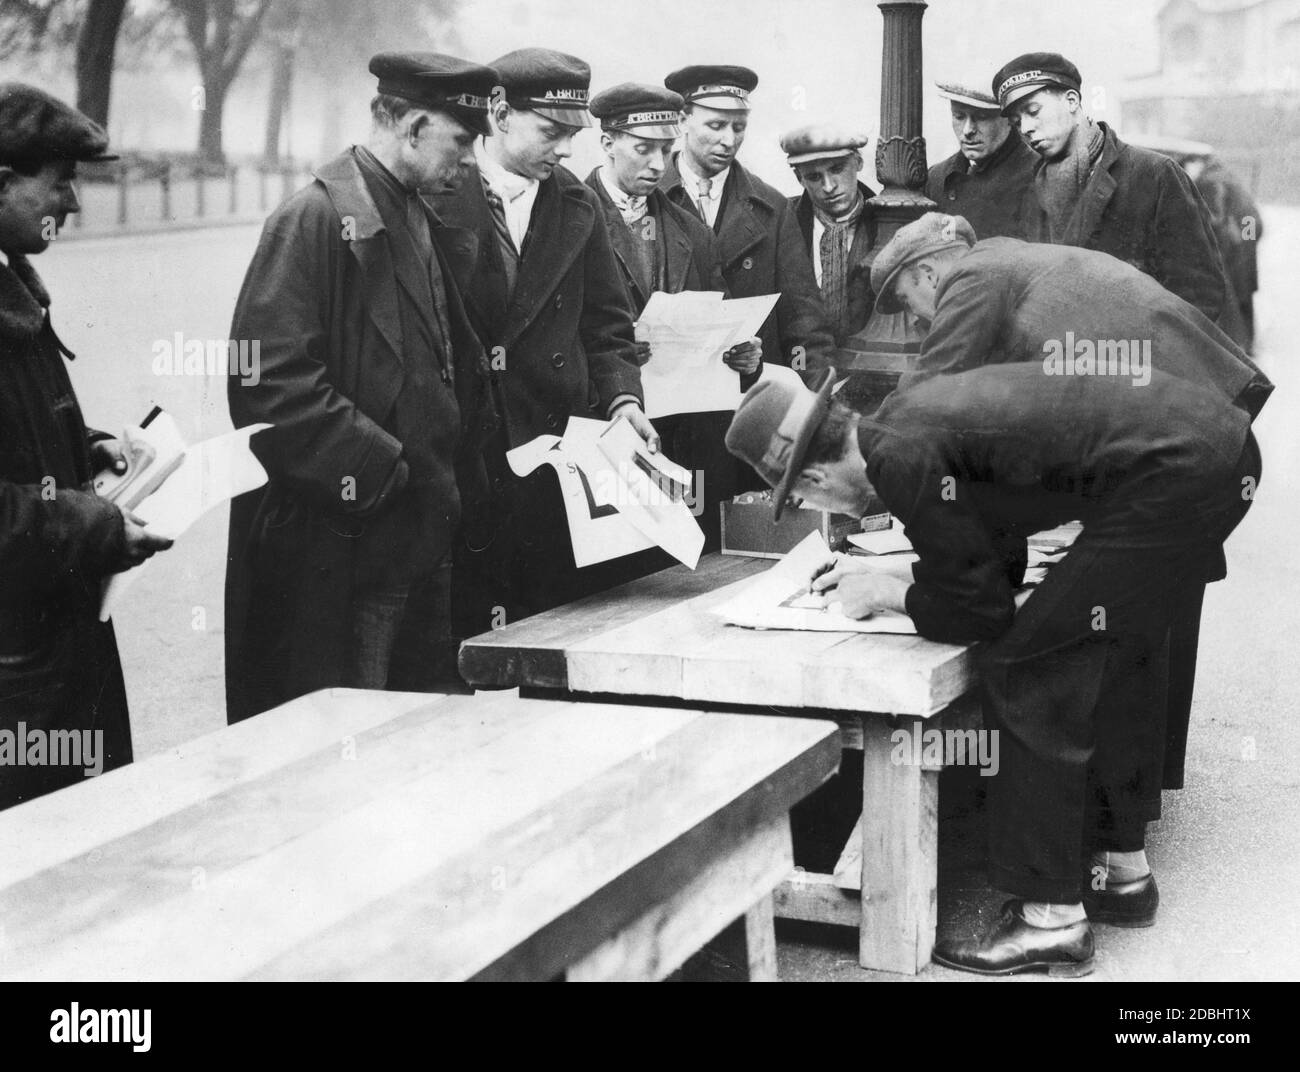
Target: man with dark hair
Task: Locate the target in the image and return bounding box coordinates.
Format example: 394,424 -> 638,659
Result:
994,51 -> 1232,327
429,48 -> 653,629
780,124 -> 878,347
224,52 -> 498,722
660,65 -> 836,381
725,361 -> 1260,976
1,84 -> 173,808
585,81 -> 756,550
926,79 -> 1037,240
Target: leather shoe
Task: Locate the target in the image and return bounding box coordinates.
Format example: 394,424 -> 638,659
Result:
933,901 -> 1094,977
1084,872 -> 1159,928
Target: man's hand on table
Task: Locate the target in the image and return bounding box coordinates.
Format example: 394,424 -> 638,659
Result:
810,556 -> 910,619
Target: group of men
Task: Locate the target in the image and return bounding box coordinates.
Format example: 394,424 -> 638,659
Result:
0,39 -> 1273,981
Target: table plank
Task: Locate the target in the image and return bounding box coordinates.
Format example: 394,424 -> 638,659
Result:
0,689 -> 839,981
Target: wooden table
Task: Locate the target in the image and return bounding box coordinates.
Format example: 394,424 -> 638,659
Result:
0,688 -> 838,981
460,553 -> 981,975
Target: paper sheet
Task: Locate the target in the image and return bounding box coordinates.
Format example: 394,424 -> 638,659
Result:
635,290 -> 780,418
100,420 -> 270,620
507,417 -> 704,569
713,531 -> 918,634
846,517 -> 914,556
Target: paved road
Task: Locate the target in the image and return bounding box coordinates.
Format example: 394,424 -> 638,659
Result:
37,207 -> 1300,981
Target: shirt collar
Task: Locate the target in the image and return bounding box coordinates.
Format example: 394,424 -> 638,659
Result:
598,166 -> 646,212
678,152 -> 729,198
475,137 -> 538,202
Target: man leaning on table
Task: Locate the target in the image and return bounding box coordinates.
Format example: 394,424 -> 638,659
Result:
722,263 -> 1262,973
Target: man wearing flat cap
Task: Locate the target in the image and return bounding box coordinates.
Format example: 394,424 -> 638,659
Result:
224,52 -> 498,723
925,79 -> 1037,241
0,84 -> 173,808
725,343 -> 1261,976
780,124 -> 878,347
429,48 -> 653,630
660,65 -> 836,387
867,211 -> 1271,959
582,82 -> 753,552
994,51 -> 1232,325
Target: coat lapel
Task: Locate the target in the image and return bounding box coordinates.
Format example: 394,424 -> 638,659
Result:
315,152 -> 404,369
714,164 -> 768,270
654,191 -> 696,294
501,176 -> 591,347
586,169 -> 647,307
1069,126 -> 1120,246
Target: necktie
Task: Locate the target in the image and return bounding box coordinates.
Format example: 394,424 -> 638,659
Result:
696,177 -> 713,224
483,184 -> 519,298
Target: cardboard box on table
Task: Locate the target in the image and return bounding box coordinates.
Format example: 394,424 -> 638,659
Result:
721,491 -> 890,559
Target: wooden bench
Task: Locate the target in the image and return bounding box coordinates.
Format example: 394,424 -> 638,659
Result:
0,688 -> 838,981
460,553 -> 981,974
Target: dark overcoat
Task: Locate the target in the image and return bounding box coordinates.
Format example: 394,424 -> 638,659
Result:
1023,122 -> 1231,324
1,255 -> 132,808
926,130 -> 1038,241
224,149 -> 495,723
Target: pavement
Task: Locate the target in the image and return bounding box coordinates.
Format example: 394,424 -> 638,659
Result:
35,205 -> 1300,983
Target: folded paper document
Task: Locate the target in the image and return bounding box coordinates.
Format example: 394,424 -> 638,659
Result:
98,411 -> 270,620
635,290 -> 780,418
507,417 -> 704,569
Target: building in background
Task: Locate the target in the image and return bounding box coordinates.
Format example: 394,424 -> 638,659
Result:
1122,0 -> 1300,201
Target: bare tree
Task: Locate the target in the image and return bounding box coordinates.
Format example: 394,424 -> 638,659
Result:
172,0 -> 274,165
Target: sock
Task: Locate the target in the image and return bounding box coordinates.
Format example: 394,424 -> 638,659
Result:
1091,849 -> 1151,884
1021,900 -> 1086,927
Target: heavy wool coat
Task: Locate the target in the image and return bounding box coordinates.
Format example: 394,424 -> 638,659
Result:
0,255 -> 132,808
1022,122 -> 1231,324
224,149 -> 496,723
790,180 -> 880,345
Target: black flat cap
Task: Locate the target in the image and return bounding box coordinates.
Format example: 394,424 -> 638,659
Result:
589,83 -> 684,140
492,47 -> 592,128
993,52 -> 1082,114
369,52 -> 499,135
664,65 -> 758,111
0,83 -> 117,166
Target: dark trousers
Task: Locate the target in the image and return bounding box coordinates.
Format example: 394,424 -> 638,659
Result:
978,435 -> 1260,903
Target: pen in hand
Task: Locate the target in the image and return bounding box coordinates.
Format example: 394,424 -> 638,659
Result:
809,560 -> 836,595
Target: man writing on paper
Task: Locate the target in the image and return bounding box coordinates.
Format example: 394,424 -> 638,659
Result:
724,358 -> 1260,977
881,212 -> 1270,809
225,53 -> 498,722
0,85 -> 172,809
585,82 -> 758,550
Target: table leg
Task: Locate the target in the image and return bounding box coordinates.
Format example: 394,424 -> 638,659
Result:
742,894 -> 778,981
858,713 -> 939,974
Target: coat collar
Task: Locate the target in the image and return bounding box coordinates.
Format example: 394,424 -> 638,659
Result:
668,156 -> 773,267
793,181 -> 878,258
0,253 -> 50,342
584,169 -> 695,300
314,149 -> 406,365
1030,120 -> 1121,245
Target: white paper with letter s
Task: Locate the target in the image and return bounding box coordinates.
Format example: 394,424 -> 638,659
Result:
635,290 -> 779,418
713,531 -> 918,634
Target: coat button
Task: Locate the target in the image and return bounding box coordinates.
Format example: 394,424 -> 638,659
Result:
546,413 -> 560,430
551,352 -> 565,368
742,257 -> 754,270
947,192 -> 956,201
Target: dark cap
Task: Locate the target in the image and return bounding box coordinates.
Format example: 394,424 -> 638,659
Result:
993,52 -> 1082,114
664,65 -> 758,112
780,123 -> 869,166
589,83 -> 684,140
0,83 -> 117,166
870,212 -> 977,314
492,47 -> 592,128
369,52 -> 498,136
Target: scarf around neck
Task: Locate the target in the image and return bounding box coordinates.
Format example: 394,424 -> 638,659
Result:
1036,117 -> 1105,240
814,192 -> 867,341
